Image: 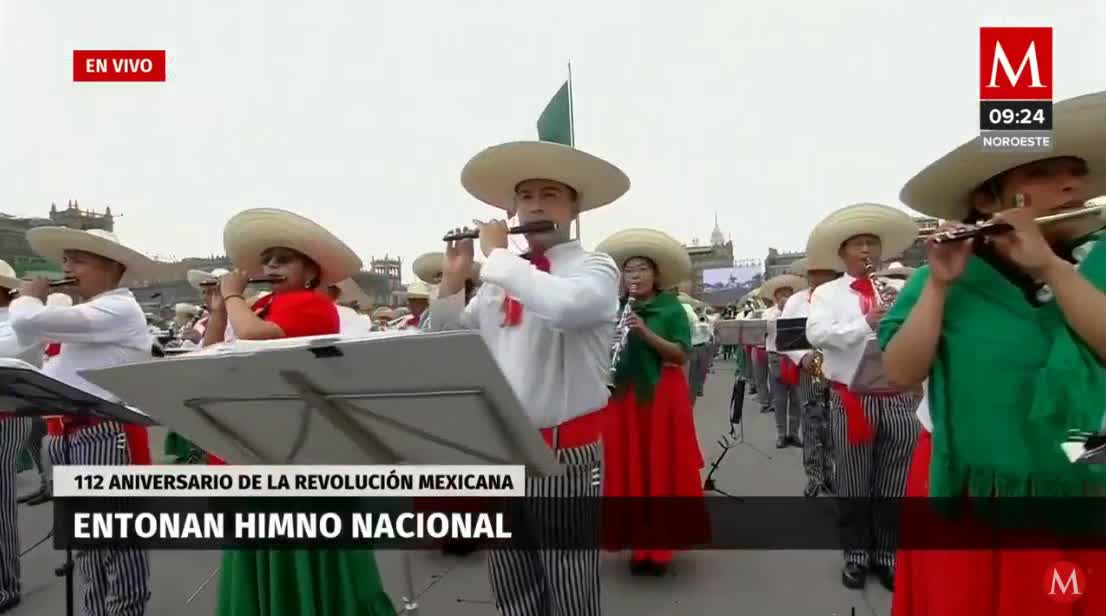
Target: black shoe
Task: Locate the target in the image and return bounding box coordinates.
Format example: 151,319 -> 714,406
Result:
630,559 -> 652,576
649,561 -> 670,576
803,482 -> 819,498
26,490 -> 52,506
841,563 -> 867,589
761,406 -> 774,414
0,597 -> 20,614
821,480 -> 835,496
776,437 -> 787,448
872,564 -> 894,591
788,436 -> 803,448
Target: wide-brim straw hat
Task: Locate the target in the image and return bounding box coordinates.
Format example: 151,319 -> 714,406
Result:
330,278 -> 372,307
901,91 -> 1106,221
875,261 -> 916,278
371,307 -> 394,320
412,252 -> 481,284
461,141 -> 630,212
806,203 -> 919,269
174,303 -> 199,315
790,253 -> 842,275
595,228 -> 692,290
187,268 -> 230,290
223,209 -> 362,286
760,274 -> 807,300
26,227 -> 161,286
405,280 -> 433,300
0,259 -> 21,290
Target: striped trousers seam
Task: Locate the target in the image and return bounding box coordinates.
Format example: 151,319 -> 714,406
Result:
830,392 -> 919,568
0,418 -> 31,603
488,441 -> 602,616
46,421 -> 150,616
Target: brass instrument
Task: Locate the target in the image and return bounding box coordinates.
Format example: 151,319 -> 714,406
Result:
198,274 -> 286,288
441,221 -> 557,241
916,203 -> 1105,244
606,283 -> 638,391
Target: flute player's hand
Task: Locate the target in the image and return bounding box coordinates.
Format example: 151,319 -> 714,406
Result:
988,207 -> 1062,279
926,222 -> 973,286
442,228 -> 475,296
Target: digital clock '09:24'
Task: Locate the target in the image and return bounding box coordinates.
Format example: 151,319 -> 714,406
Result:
979,100 -> 1053,130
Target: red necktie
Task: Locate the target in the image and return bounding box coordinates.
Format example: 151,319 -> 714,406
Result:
502,253 -> 549,327
850,277 -> 875,315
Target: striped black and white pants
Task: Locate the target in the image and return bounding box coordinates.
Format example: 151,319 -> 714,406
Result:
45,421 -> 150,616
0,417 -> 31,605
798,368 -> 833,488
830,391 -> 918,570
488,441 -> 602,616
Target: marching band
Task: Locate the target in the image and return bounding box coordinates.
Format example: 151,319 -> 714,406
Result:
0,88 -> 1104,616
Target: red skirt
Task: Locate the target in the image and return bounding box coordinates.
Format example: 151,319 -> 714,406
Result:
601,366 -> 709,552
893,431 -> 1106,615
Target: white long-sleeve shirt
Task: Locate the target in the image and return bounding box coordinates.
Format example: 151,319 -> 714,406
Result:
779,289 -> 812,366
805,273 -> 902,386
0,308 -> 44,367
337,305 -> 374,337
763,305 -> 781,352
426,241 -> 619,429
10,288 -> 152,403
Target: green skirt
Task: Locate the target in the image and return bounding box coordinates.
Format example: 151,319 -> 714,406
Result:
164,432 -> 205,464
216,549 -> 396,616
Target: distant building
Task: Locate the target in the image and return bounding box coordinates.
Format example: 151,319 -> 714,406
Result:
764,247 -> 805,279
684,214 -> 735,298
370,255 -> 405,305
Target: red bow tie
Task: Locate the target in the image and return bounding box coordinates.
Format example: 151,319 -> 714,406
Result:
502,253 -> 549,327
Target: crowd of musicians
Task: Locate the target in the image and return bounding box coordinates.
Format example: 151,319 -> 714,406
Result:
0,88 -> 1103,616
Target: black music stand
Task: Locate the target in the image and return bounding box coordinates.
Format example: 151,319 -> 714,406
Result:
774,317 -> 811,352
0,358 -> 158,616
80,332 -> 562,615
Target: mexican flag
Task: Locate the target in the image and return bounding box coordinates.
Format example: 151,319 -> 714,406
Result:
537,80 -> 573,146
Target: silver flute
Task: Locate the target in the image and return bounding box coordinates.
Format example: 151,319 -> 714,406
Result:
606,283 -> 638,391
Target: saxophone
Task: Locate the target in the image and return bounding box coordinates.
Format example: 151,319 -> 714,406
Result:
606,284 -> 638,391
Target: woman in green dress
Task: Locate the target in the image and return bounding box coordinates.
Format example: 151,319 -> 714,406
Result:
205,208 -> 395,616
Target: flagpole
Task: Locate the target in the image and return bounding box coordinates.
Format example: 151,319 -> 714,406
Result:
567,62 -> 580,241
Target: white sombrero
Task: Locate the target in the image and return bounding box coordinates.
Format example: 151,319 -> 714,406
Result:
174,303 -> 199,315
0,260 -> 21,290
875,261 -> 916,279
223,209 -> 362,286
901,91 -> 1106,221
461,141 -> 630,212
412,252 -> 480,284
595,228 -> 692,290
760,274 -> 807,300
25,228 -> 160,285
47,293 -> 73,307
187,268 -> 230,290
330,278 -> 372,307
405,280 -> 433,300
371,307 -> 394,320
806,203 -> 919,266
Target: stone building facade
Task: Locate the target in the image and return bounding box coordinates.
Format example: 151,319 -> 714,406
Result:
760,216 -> 940,275
683,215 -> 735,298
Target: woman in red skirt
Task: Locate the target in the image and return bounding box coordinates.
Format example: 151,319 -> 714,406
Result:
596,228 -> 708,575
883,90 -> 1106,615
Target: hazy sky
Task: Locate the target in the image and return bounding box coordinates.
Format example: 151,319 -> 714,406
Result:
2,1 -> 1103,282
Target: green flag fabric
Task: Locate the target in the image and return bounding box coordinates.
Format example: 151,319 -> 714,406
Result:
537,81 -> 572,145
